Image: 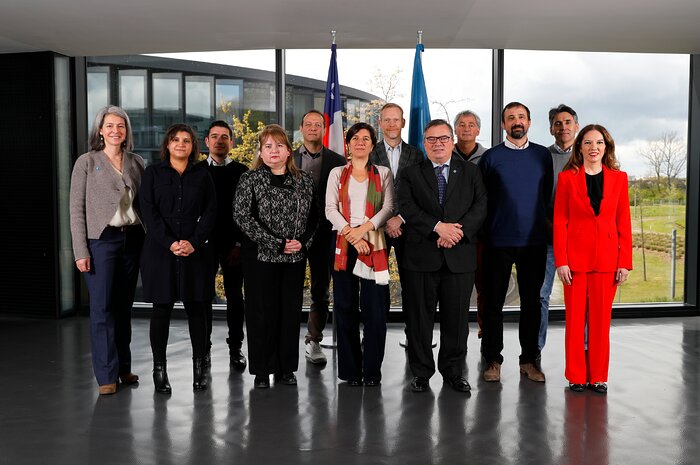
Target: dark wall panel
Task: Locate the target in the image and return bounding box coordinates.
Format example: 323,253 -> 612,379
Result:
0,52 -> 58,317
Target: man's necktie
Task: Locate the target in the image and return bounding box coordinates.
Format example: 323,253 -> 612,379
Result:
435,165 -> 447,206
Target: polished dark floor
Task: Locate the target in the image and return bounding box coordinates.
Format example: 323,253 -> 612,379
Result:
0,316 -> 698,465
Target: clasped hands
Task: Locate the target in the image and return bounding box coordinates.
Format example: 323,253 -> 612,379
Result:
170,240 -> 195,256
283,239 -> 302,254
436,222 -> 463,249
341,223 -> 373,255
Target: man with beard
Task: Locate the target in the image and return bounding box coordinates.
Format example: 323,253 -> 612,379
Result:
478,102 -> 553,383
539,104 -> 580,350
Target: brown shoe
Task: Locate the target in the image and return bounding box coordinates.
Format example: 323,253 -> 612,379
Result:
98,383 -> 117,395
119,372 -> 139,385
483,362 -> 501,382
519,362 -> 545,382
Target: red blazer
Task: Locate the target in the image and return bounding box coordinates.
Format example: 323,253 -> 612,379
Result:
553,166 -> 633,273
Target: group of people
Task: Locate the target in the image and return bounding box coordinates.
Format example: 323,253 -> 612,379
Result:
69,101 -> 631,397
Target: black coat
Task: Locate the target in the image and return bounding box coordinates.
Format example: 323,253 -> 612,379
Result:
207,160 -> 248,252
139,160 -> 217,303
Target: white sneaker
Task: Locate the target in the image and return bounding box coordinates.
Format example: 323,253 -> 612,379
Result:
305,341 -> 327,364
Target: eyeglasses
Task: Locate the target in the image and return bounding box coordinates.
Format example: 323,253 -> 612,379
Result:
425,135 -> 452,145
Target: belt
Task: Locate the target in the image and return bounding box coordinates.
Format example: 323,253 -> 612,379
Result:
106,225 -> 140,233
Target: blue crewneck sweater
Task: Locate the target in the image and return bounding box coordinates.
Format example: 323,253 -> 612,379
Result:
478,142 -> 553,247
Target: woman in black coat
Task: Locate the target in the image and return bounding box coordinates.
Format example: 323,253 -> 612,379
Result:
139,123 -> 216,393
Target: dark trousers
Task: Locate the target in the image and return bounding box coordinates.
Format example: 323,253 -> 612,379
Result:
150,301 -> 208,362
403,264 -> 473,379
243,258 -> 305,376
305,230 -> 334,343
84,226 -> 143,385
480,245 -> 546,365
205,246 -> 244,353
332,247 -> 389,382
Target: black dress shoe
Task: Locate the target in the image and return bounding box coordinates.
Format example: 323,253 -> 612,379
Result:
230,349 -> 247,371
588,382 -> 608,394
346,379 -> 363,387
444,375 -> 471,392
364,378 -> 381,387
254,375 -> 270,388
274,373 -> 297,385
569,383 -> 586,392
410,377 -> 430,392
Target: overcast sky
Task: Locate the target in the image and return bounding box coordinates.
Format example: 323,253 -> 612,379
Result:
155,49 -> 690,178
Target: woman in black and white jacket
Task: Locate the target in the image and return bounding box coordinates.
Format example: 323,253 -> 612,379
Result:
233,124 -> 317,388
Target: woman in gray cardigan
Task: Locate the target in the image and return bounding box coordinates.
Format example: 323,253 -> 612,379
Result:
69,106 -> 145,396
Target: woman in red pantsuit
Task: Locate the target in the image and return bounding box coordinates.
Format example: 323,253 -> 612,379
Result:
553,124 -> 632,394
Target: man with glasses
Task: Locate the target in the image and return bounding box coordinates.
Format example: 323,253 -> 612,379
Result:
397,119 -> 487,393
478,102 -> 553,383
369,103 -> 423,348
293,110 -> 346,364
205,120 -> 249,370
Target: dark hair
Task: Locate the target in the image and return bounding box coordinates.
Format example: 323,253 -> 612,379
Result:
423,119 -> 454,137
160,124 -> 200,163
454,110 -> 481,129
548,104 -> 578,127
88,105 -> 134,152
564,124 -> 619,172
501,101 -> 531,123
345,122 -> 377,148
207,120 -> 232,138
301,110 -> 325,126
253,124 -> 300,177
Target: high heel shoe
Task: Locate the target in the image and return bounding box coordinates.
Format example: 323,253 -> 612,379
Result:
193,357 -> 208,391
153,361 -> 172,394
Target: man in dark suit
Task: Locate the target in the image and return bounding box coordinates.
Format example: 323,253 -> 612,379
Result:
398,119 -> 487,393
204,120 -> 249,370
369,103 -> 423,346
293,110 -> 346,364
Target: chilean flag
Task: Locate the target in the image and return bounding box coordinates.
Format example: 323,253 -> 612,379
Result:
323,43 -> 345,156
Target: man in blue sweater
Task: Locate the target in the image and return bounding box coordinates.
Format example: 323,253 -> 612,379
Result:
478,102 -> 553,383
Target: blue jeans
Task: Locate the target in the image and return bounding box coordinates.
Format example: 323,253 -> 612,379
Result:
539,244 -> 556,350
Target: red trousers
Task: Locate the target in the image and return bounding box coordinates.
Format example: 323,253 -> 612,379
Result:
564,271 -> 617,384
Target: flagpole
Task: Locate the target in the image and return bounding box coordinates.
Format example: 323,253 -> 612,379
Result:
322,30 -> 340,350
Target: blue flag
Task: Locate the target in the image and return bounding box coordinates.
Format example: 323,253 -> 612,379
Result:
408,43 -> 430,156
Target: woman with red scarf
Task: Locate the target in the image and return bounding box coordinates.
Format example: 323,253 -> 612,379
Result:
325,122 -> 395,386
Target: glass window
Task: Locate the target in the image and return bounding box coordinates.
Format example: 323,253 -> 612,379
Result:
118,69 -> 149,150
186,75 -> 214,142
504,50 -> 689,305
215,78 -> 243,121
87,66 -> 110,131
286,48 -> 493,308
152,72 -> 182,145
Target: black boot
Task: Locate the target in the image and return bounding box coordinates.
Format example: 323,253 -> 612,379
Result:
153,361 -> 171,394
193,357 -> 208,391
